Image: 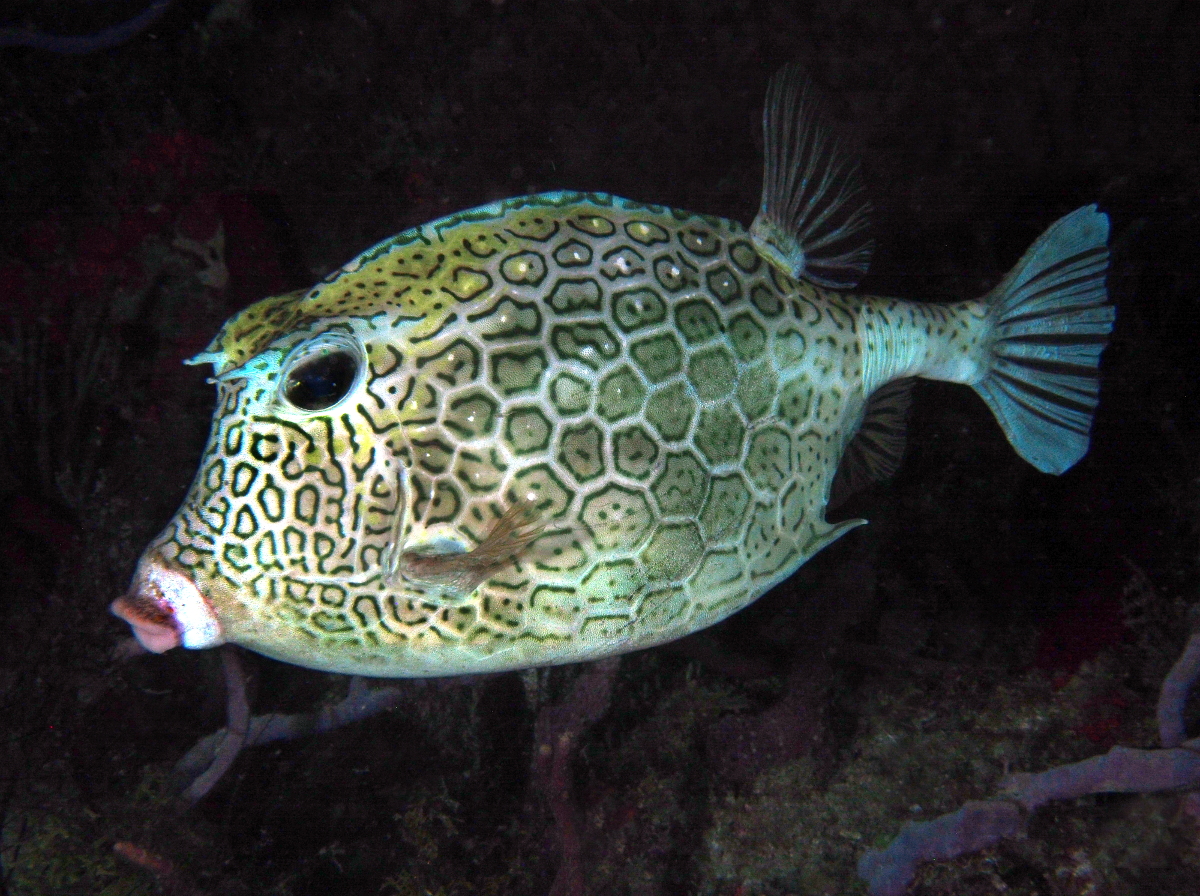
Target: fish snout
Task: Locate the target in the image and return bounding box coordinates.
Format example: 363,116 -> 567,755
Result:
110,560 -> 224,654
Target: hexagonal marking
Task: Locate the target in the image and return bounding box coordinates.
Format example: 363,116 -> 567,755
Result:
319,585 -> 347,608
780,478 -> 814,532
469,297 -> 541,341
772,327 -> 807,368
530,529 -> 589,574
612,287 -> 667,333
651,450 -> 708,517
444,267 -> 492,302
401,381 -> 439,425
675,299 -> 723,345
529,584 -> 584,636
505,406 -> 552,455
570,214 -> 616,237
578,559 -> 642,608
554,239 -> 593,267
678,227 -> 720,257
729,240 -> 761,273
699,473 -> 751,543
231,461 -> 258,497
597,365 -> 647,422
750,282 -> 783,317
687,345 -> 737,402
422,479 -> 463,526
653,254 -> 693,292
624,220 -> 670,246
706,264 -> 742,305
728,312 -> 767,362
744,426 -> 792,491
504,214 -> 560,242
630,333 -> 683,384
547,277 -> 602,314
418,339 -> 480,388
413,436 -> 454,474
222,541 -> 251,574
223,421 -> 244,455
640,522 -> 703,582
454,448 -> 506,494
635,585 -> 688,631
600,245 -> 646,280
295,484 -> 319,525
613,424 -> 659,480
489,347 -> 548,396
690,549 -> 747,595
233,506 -> 258,538
744,500 -> 789,580
777,375 -> 814,427
510,464 -> 574,518
795,433 -> 825,481
256,477 -> 285,522
549,371 -> 591,416
500,251 -> 547,286
479,590 -> 523,629
645,383 -> 695,442
693,402 -> 745,466
312,610 -> 355,634
580,616 -> 632,641
581,484 -> 654,551
445,388 -> 499,438
551,322 -> 620,370
558,420 -> 606,483
736,362 -> 777,422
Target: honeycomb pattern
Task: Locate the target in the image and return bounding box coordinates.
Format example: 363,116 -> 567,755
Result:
147,192 -> 876,678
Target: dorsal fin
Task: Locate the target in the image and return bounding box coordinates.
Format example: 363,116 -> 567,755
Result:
829,377 -> 913,507
750,64 -> 873,290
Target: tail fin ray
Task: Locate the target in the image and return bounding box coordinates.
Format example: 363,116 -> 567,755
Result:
973,205 -> 1114,474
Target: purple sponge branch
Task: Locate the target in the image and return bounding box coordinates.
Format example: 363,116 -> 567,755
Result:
174,670 -> 410,801
173,669 -> 493,800
858,621 -> 1200,896
857,801 -> 1024,896
179,645 -> 251,803
0,0 -> 174,54
1158,625 -> 1200,748
1000,739 -> 1200,811
531,658 -> 621,896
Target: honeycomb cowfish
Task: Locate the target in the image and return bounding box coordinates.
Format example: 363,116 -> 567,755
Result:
112,66 -> 1114,677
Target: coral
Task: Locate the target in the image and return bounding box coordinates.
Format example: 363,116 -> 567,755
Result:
0,0 -> 174,54
529,658 -> 620,896
857,625 -> 1200,895
857,801 -> 1024,896
171,669 -> 414,800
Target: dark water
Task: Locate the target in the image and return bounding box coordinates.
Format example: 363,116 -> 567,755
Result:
1,1 -> 1198,894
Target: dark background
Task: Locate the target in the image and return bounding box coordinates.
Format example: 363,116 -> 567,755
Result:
1,1 -> 1198,894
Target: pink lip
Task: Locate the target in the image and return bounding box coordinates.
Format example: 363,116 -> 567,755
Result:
111,560 -> 224,653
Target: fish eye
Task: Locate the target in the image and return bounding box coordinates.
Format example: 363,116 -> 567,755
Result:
279,334 -> 363,412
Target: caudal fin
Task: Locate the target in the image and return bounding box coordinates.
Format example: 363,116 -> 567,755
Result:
973,205 -> 1114,475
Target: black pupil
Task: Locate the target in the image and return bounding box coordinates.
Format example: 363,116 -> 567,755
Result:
285,350 -> 358,411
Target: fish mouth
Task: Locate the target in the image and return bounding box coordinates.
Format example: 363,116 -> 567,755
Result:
110,558 -> 224,654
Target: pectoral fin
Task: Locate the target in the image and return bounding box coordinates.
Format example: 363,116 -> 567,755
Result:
398,501 -> 545,596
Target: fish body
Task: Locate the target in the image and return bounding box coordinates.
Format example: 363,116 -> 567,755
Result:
113,67 -> 1114,677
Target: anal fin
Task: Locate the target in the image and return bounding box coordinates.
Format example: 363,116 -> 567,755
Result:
829,377 -> 914,507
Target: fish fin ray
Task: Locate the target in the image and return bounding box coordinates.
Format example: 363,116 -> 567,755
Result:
749,63 -> 874,289
829,377 -> 913,507
973,205 -> 1115,474
398,500 -> 545,596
